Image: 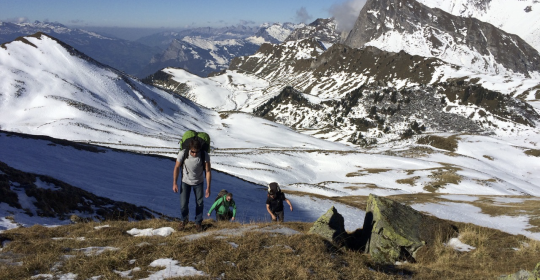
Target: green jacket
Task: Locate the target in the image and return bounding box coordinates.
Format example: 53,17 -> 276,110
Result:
208,196 -> 237,217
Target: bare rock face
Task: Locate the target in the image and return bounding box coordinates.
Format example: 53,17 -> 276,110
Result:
309,206 -> 347,245
364,194 -> 457,264
284,18 -> 341,45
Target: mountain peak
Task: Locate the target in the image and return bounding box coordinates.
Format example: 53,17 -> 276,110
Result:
344,0 -> 540,77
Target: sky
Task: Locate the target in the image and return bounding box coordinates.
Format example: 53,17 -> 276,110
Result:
0,0 -> 367,30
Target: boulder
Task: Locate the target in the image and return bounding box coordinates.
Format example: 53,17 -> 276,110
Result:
499,262 -> 540,280
364,194 -> 457,264
309,206 -> 346,245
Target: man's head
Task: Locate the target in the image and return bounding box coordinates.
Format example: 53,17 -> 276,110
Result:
226,193 -> 233,202
268,189 -> 276,198
188,139 -> 201,156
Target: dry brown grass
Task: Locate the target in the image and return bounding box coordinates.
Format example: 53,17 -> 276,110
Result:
423,166 -> 462,192
2,195 -> 540,279
0,219 -> 397,280
524,149 -> 540,157
417,135 -> 460,152
382,146 -> 435,158
346,168 -> 391,177
396,176 -> 421,186
483,155 -> 494,161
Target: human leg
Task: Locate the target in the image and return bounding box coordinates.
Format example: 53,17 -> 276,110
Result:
180,182 -> 192,222
193,183 -> 204,225
275,211 -> 284,222
216,210 -> 232,221
216,213 -> 228,221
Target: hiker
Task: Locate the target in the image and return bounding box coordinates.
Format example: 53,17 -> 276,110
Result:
265,182 -> 293,222
207,192 -> 237,221
173,138 -> 211,232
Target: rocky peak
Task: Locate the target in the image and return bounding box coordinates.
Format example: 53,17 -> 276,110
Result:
344,0 -> 540,77
284,18 -> 341,46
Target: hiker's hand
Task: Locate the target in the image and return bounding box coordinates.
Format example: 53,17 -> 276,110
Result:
173,184 -> 178,193
207,213 -> 210,217
271,215 -> 276,221
290,206 -> 293,212
205,188 -> 210,198
231,217 -> 235,221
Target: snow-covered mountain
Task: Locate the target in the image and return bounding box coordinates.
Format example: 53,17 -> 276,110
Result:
138,37 -> 261,78
253,22 -> 306,44
344,0 -> 540,78
148,38 -> 540,145
0,21 -> 160,77
284,18 -> 341,48
138,23 -> 303,78
416,0 -> 540,53
135,25 -> 261,50
2,33 -> 540,242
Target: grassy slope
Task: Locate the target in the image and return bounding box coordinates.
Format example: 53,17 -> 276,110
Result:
1,218 -> 539,279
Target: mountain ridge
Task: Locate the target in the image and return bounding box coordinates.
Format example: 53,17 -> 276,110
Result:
344,0 -> 540,78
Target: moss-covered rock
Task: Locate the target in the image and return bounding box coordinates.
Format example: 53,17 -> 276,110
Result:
364,194 -> 457,264
499,262 -> 540,280
308,206 -> 346,245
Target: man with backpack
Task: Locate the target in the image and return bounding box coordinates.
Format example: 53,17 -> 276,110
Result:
266,182 -> 293,222
173,137 -> 211,232
207,191 -> 237,221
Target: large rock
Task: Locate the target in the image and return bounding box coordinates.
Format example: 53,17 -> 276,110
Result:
364,194 -> 457,264
499,262 -> 540,280
309,206 -> 346,245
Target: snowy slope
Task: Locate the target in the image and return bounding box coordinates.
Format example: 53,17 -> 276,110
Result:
0,33 -> 344,154
416,0 -> 540,53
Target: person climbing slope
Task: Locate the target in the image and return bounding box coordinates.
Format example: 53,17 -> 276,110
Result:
207,191 -> 237,221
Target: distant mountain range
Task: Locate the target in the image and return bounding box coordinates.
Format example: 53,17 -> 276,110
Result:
0,21 -> 161,77
0,21 -> 306,79
137,22 -> 306,78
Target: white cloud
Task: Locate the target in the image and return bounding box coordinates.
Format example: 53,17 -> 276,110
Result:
329,0 -> 367,32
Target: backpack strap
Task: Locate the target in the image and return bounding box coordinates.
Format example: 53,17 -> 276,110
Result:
200,149 -> 206,172
180,149 -> 189,174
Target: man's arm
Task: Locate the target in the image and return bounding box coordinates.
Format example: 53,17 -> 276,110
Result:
231,200 -> 237,221
207,198 -> 220,216
205,161 -> 211,198
173,161 -> 181,193
266,204 -> 276,220
285,199 -> 293,212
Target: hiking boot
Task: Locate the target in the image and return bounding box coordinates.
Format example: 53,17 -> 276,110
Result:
178,220 -> 187,231
195,224 -> 203,232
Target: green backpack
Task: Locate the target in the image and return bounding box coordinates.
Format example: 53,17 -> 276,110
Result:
179,130 -> 211,170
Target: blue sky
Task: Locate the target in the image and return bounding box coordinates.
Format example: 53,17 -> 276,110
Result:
1,0 -> 366,29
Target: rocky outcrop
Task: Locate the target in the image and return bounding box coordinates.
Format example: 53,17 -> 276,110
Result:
284,18 -> 341,46
308,206 -> 347,245
364,194 -> 457,264
499,262 -> 540,280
